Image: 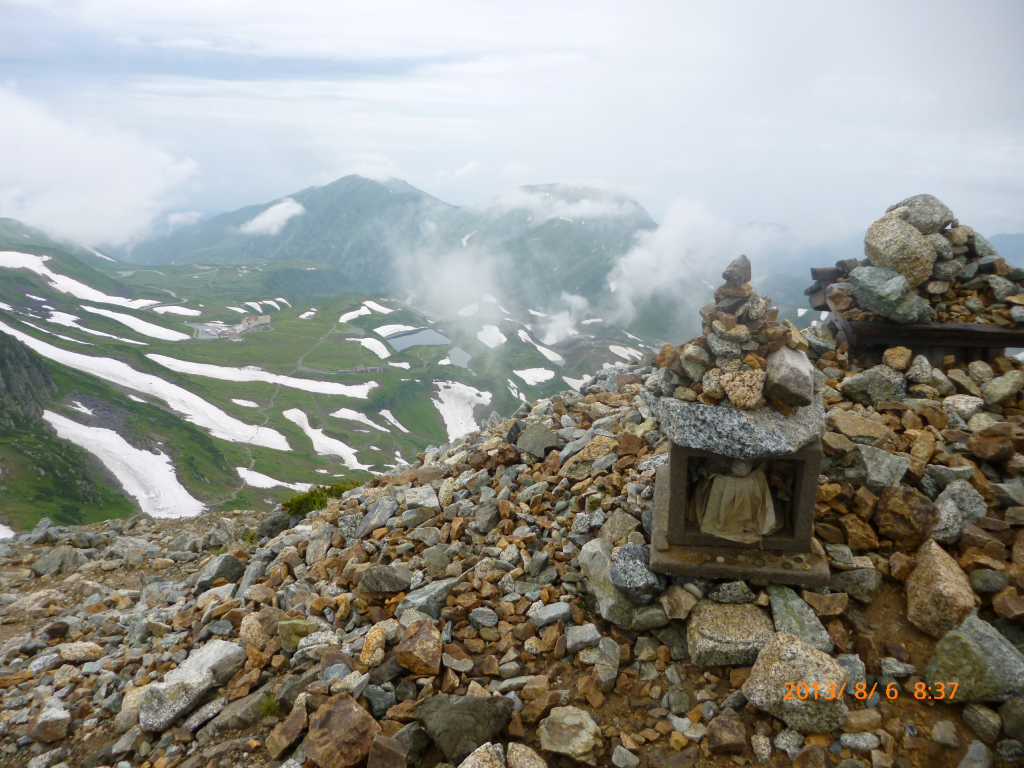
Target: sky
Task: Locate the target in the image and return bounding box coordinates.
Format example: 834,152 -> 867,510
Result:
1,0 -> 1023,247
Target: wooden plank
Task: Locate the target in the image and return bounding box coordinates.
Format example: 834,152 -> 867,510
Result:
849,320 -> 1024,347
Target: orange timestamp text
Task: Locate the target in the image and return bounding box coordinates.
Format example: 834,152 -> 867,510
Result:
782,681 -> 959,701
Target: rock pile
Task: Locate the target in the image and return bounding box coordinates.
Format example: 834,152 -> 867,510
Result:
654,255 -> 816,414
805,194 -> 1024,326
1,313 -> 1024,767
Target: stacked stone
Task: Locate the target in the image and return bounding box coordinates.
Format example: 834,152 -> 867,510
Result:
807,194 -> 1024,326
2,351 -> 1024,767
652,254 -> 816,414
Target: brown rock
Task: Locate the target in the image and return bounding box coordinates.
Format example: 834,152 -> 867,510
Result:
801,591 -> 848,619
826,410 -> 894,446
559,436 -> 618,480
266,700 -> 307,759
396,620 -> 442,676
822,431 -> 856,457
617,432 -> 643,456
874,486 -> 938,548
306,695 -> 381,768
839,514 -> 878,551
967,433 -> 1015,462
947,369 -> 983,397
792,745 -> 828,768
658,585 -> 698,620
721,369 -> 766,410
911,401 -> 949,430
889,552 -> 917,580
906,541 -> 977,638
882,347 -> 912,372
852,486 -> 877,521
706,715 -> 746,753
367,734 -> 409,768
992,587 -> 1024,622
522,690 -> 560,723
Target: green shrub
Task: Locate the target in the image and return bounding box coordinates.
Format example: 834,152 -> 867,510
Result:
282,480 -> 360,517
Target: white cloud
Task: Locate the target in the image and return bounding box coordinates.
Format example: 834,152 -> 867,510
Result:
0,86 -> 196,245
238,197 -> 305,235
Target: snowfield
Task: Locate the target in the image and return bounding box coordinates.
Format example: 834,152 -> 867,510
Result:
374,324 -> 421,337
244,302 -> 263,313
340,306 -> 371,323
235,467 -> 312,493
390,361 -> 411,370
81,306 -> 191,341
44,410 -> 205,518
47,311 -> 147,345
153,306 -> 202,316
609,344 -> 643,361
227,307 -> 248,314
477,325 -> 507,348
282,409 -> 372,470
432,381 -> 492,441
380,409 -> 410,433
0,252 -> 160,309
299,309 -> 317,319
517,330 -> 565,365
232,399 -> 260,408
146,355 -> 378,398
0,321 -> 290,449
363,300 -> 392,314
263,300 -> 281,311
329,407 -> 389,432
514,368 -> 555,385
347,337 -> 390,359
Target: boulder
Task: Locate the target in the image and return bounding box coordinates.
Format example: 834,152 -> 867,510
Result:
193,553 -> 245,596
829,568 -> 882,605
354,497 -> 399,540
609,543 -> 666,605
874,486 -> 938,547
169,639 -> 246,687
886,194 -> 955,235
767,585 -> 833,652
359,564 -> 414,593
517,423 -> 559,459
743,632 -> 849,734
840,368 -> 899,406
460,742 -> 506,768
395,620 -> 442,676
858,446 -> 910,494
306,694 -> 381,768
687,600 -> 775,666
537,706 -> 604,766
927,615 -> 1024,703
416,694 -> 513,764
906,541 -> 977,638
848,266 -> 934,323
765,347 -> 814,406
932,481 -> 987,545
578,538 -> 635,627
30,546 -> 87,577
864,211 -> 937,287
395,577 -> 460,619
139,668 -> 214,732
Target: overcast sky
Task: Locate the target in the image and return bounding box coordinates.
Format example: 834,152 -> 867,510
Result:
2,0 -> 1023,246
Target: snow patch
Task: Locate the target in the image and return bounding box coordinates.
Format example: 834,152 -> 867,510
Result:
562,374 -> 592,391
153,306 -> 202,316
329,407 -> 389,432
462,230 -> 478,246
146,355 -> 378,398
340,305 -> 372,323
375,324 -> 421,337
232,399 -> 259,408
87,248 -> 116,262
44,411 -> 205,518
457,303 -> 479,317
282,409 -> 371,470
227,306 -> 248,314
47,311 -> 147,345
609,345 -> 642,361
0,321 -> 289,449
81,306 -> 191,341
476,325 -> 507,348
431,381 -> 492,441
513,368 -> 555,385
299,309 -> 317,319
276,297 -> 292,307
517,330 -> 565,365
0,252 -> 159,309
244,302 -> 263,313
236,467 -> 311,493
68,401 -> 93,415
262,300 -> 281,311
581,318 -> 603,324
380,409 -> 410,434
347,337 -> 390,359
363,300 -> 393,314
389,361 -> 411,370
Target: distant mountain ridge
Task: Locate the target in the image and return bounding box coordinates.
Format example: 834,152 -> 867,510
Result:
123,175 -> 658,308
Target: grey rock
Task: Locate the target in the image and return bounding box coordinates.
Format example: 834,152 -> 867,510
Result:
836,655 -> 866,690
516,423 -> 558,459
354,497 -> 399,540
469,607 -> 499,628
933,259 -> 963,281
395,577 -> 460,619
609,543 -> 666,606
933,481 -> 987,545
649,367 -> 681,397
642,390 -> 824,460
849,266 -> 934,323
765,347 -> 814,406
565,624 -> 602,653
988,275 -> 1020,302
982,370 -> 1024,405
829,568 -> 882,604
932,719 -> 960,747
865,210 -> 937,286
886,194 -> 955,235
880,657 -> 916,677
517,482 -> 549,505
767,585 -> 833,652
1000,696 -> 1024,740
139,668 -> 214,732
963,703 -> 1002,743
687,600 -> 775,666
840,367 -> 899,406
707,333 -> 742,359
996,740 -> 1024,764
857,445 -> 910,493
305,524 -> 335,565
473,500 -> 501,533
906,354 -> 934,383
927,464 -> 976,489
360,564 -> 414,593
743,632 -> 849,734
530,602 -> 571,627
927,615 -> 1024,703
708,581 -> 755,604
404,485 -> 439,511
415,694 -> 513,764
722,255 -> 752,285
612,744 -> 639,768
958,741 -> 993,768
30,546 -> 87,577
841,731 -> 880,753
537,706 -> 603,766
193,554 -> 245,596
578,538 -> 634,627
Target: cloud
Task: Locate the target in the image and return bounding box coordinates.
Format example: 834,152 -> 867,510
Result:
237,197 -> 305,235
0,86 -> 197,246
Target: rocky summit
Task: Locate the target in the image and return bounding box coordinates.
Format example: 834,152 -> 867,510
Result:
4,256 -> 1024,768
